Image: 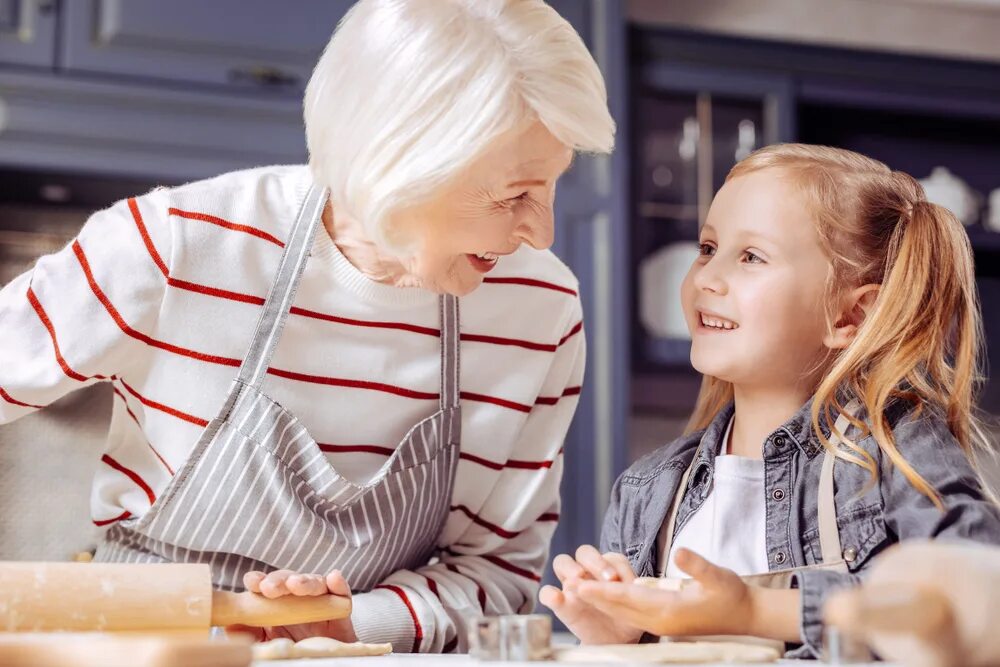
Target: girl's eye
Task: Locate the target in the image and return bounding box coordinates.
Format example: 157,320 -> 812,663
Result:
742,250 -> 764,264
698,242 -> 716,257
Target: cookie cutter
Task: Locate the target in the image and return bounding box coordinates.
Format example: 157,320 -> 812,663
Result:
468,614 -> 553,661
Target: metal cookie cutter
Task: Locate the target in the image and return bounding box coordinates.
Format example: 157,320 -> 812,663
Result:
469,614 -> 553,661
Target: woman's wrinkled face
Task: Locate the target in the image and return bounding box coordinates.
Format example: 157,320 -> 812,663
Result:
388,120 -> 574,296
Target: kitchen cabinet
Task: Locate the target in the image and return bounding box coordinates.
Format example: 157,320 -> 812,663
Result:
0,0 -> 56,67
59,1 -> 353,94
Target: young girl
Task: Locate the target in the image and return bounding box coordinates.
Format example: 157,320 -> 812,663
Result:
540,144 -> 1000,658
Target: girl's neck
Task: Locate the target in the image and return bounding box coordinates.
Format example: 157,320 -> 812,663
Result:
727,384 -> 814,459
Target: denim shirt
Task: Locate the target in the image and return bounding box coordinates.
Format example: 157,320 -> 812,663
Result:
600,399 -> 1000,658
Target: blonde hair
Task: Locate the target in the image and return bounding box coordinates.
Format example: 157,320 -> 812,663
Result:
687,143 -> 991,507
304,0 -> 615,250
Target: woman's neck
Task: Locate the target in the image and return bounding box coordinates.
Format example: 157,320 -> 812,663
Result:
322,202 -> 416,287
727,384 -> 814,459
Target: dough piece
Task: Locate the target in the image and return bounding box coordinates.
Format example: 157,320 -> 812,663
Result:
252,638 -> 294,660
554,640 -> 779,664
632,577 -> 685,591
290,637 -> 394,658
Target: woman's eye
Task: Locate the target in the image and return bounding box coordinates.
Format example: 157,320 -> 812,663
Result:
698,243 -> 716,257
743,250 -> 764,264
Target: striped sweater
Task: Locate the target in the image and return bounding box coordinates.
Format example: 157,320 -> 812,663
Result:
0,165 -> 585,653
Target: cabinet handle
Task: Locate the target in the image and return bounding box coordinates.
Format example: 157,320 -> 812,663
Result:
228,66 -> 301,88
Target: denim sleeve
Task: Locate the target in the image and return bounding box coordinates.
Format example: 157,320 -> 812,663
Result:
881,412 -> 1000,543
599,473 -> 625,555
791,410 -> 1000,659
788,569 -> 862,658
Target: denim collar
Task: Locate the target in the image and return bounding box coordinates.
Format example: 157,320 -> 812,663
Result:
687,398 -> 832,492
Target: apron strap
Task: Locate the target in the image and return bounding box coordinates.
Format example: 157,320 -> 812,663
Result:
817,403 -> 859,568
238,184 -> 329,389
439,294 -> 460,410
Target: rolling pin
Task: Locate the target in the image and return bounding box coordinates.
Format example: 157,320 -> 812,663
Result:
0,562 -> 351,632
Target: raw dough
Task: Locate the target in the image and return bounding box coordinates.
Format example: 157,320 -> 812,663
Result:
251,637 -> 393,661
252,638 -> 293,660
632,577 -> 685,591
554,641 -> 779,664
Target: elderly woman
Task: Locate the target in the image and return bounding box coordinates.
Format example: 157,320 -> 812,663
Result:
0,0 -> 613,654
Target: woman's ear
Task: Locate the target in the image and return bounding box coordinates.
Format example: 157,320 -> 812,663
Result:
824,284 -> 880,350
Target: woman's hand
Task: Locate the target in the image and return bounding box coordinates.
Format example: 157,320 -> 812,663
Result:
226,569 -> 357,643
571,548 -> 784,640
539,545 -> 644,645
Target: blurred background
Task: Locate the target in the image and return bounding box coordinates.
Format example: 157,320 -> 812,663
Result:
0,0 -> 998,583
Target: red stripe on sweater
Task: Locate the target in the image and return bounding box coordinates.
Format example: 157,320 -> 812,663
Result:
101,453 -> 156,505
170,278 -> 265,305
27,287 -> 107,382
450,505 -> 559,539
483,276 -> 577,297
559,321 -> 584,346
129,198 -> 169,277
111,385 -> 175,475
534,385 -> 582,406
424,575 -> 440,600
483,555 -> 540,582
444,563 -> 487,613
460,391 -> 530,413
168,207 -> 285,248
119,379 -> 209,428
93,510 -> 132,527
458,449 -> 563,471
74,241 -> 243,368
267,368 -> 438,401
0,386 -> 44,409
374,584 -> 423,653
319,443 -> 396,456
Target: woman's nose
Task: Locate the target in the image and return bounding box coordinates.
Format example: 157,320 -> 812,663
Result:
514,210 -> 555,250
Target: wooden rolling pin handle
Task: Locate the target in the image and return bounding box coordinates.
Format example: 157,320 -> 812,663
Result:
210,590 -> 352,627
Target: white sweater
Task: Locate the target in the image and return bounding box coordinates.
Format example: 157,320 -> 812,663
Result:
0,165 -> 585,653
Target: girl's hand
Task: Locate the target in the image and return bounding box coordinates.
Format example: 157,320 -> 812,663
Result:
226,569 -> 357,643
571,548 -> 758,638
539,545 -> 644,645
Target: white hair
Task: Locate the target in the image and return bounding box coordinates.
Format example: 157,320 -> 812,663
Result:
304,0 -> 615,248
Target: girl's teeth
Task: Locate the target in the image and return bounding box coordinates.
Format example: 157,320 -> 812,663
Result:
701,314 -> 738,330
477,252 -> 499,261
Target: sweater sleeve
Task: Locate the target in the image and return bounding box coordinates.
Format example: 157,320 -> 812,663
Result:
349,295 -> 586,653
0,196 -> 171,423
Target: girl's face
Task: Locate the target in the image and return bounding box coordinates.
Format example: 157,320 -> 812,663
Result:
681,169 -> 834,391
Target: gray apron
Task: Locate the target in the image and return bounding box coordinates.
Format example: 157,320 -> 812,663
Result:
96,184 -> 463,595
653,406 -> 857,648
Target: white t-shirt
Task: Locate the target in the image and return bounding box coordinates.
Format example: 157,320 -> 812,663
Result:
663,418 -> 770,578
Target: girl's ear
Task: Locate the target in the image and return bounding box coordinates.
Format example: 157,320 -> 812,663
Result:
825,284 -> 880,350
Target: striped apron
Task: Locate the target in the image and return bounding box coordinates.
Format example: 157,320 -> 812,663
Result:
95,184 -> 463,593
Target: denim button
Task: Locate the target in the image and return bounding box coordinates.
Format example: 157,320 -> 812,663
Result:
774,435 -> 786,448
774,551 -> 787,565
843,547 -> 858,563
772,488 -> 785,501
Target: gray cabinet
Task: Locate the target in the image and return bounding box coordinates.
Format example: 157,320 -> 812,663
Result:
0,0 -> 56,67
60,0 -> 352,93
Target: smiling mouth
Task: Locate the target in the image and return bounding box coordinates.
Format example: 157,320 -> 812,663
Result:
466,252 -> 500,273
699,311 -> 739,330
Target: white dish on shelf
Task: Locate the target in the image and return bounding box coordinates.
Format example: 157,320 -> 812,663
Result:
918,166 -> 980,226
639,241 -> 700,340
